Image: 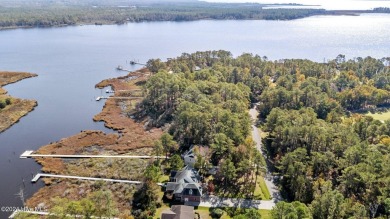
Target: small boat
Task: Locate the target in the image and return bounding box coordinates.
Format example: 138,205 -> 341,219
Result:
96,96 -> 101,101
106,89 -> 114,93
116,65 -> 123,70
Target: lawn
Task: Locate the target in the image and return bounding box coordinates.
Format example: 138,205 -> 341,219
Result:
154,204 -> 170,219
254,176 -> 271,200
195,207 -> 272,219
365,109 -> 390,122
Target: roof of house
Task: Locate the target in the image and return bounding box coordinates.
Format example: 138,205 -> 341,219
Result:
166,167 -> 202,196
161,205 -> 195,219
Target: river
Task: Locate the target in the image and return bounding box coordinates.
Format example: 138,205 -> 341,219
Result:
0,14 -> 389,217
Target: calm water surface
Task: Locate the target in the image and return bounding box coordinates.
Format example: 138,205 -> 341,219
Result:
0,14 -> 389,217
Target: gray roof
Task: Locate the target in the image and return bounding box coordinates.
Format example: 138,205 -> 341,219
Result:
172,167 -> 200,184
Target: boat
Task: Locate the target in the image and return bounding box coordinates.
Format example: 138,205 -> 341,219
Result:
116,65 -> 123,70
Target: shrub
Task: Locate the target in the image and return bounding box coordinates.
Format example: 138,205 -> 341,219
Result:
210,208 -> 224,218
5,98 -> 11,105
0,100 -> 6,109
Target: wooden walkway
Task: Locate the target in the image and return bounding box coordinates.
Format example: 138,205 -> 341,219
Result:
9,210 -> 119,219
9,210 -> 49,218
20,150 -> 166,159
96,96 -> 142,101
31,173 -> 142,184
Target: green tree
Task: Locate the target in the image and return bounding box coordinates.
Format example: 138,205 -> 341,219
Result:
169,154 -> 184,171
160,133 -> 178,159
90,190 -> 118,218
132,180 -> 161,219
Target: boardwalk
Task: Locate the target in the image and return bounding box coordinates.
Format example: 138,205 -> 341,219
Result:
20,150 -> 166,159
9,210 -> 119,219
96,96 -> 142,101
31,173 -> 142,184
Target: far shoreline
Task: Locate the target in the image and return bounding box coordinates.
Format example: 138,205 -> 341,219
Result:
0,10 -> 387,32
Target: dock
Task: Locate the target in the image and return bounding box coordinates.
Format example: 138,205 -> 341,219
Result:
95,96 -> 142,101
31,173 -> 142,184
9,210 -> 49,218
9,210 -> 119,219
129,60 -> 145,66
116,65 -> 132,72
20,150 -> 166,159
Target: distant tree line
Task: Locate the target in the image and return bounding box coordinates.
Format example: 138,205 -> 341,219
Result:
0,3 -> 328,29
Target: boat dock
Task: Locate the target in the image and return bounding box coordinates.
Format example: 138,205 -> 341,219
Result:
31,173 -> 143,184
20,150 -> 166,159
95,96 -> 142,101
9,210 -> 119,219
116,65 -> 132,72
9,211 -> 49,219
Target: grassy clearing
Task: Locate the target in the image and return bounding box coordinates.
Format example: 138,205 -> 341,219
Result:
258,176 -> 271,200
254,175 -> 271,200
364,109 -> 390,121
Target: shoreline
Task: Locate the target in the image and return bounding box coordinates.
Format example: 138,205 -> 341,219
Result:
0,10 -> 387,32
26,69 -> 162,212
0,71 -> 38,133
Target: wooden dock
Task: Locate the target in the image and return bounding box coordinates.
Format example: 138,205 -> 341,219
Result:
95,96 -> 142,101
20,150 -> 166,159
31,173 -> 143,184
9,210 -> 49,218
9,210 -> 119,219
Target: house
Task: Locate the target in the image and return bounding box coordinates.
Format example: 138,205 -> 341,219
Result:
182,145 -> 210,168
161,205 -> 195,219
165,167 -> 202,206
182,146 -> 218,175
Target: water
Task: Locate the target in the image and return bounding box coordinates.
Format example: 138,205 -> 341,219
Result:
1,14 -> 390,217
207,0 -> 390,10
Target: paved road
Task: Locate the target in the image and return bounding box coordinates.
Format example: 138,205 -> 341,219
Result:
249,105 -> 281,203
199,195 -> 275,210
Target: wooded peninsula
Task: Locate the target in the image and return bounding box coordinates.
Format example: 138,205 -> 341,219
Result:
16,51 -> 390,219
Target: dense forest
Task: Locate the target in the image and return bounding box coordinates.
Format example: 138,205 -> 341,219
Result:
139,51 -> 390,218
0,0 -> 332,29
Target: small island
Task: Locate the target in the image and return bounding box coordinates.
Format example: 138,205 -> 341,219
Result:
0,71 -> 37,133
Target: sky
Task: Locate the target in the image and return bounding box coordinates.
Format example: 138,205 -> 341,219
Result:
203,0 -> 390,10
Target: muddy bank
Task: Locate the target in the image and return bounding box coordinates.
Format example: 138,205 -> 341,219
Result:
0,71 -> 38,132
26,69 -> 162,213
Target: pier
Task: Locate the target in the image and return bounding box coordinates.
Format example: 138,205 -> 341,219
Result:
9,210 -> 119,219
95,96 -> 142,101
31,173 -> 143,184
20,150 -> 166,159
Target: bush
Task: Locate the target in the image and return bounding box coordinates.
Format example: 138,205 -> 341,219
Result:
5,98 -> 11,105
0,100 -> 6,109
210,208 -> 224,218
